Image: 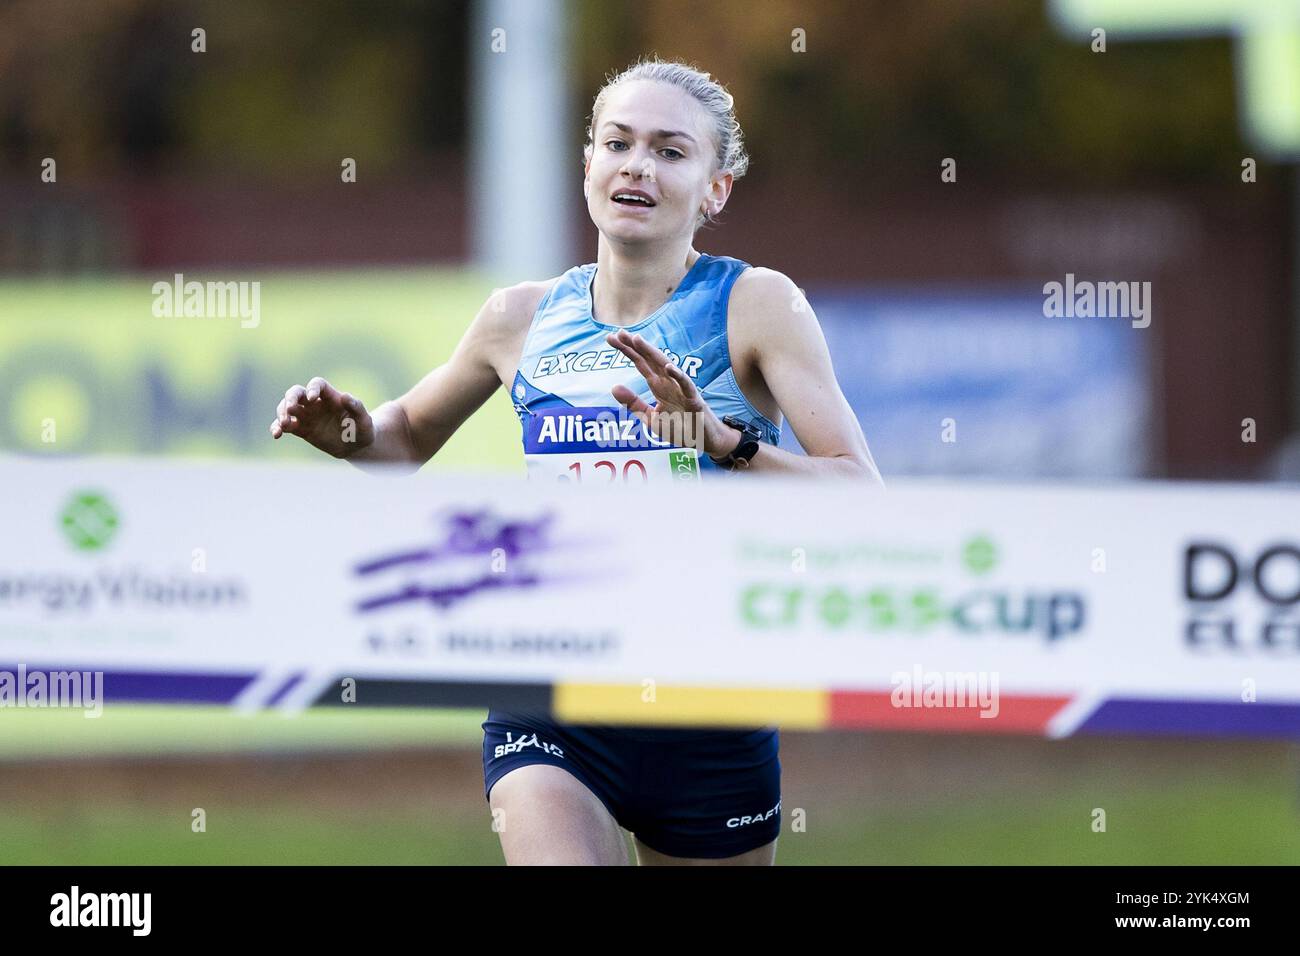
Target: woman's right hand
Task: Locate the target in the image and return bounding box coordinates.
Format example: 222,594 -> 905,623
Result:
269,376 -> 375,458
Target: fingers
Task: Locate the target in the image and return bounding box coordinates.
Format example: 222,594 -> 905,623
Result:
270,412 -> 296,438
621,330 -> 671,370
270,379 -> 367,441
272,386 -> 307,439
606,331 -> 695,397
610,383 -> 652,416
270,397 -> 296,439
661,360 -> 695,392
305,376 -> 340,403
304,379 -> 365,416
613,330 -> 675,375
280,380 -> 349,422
610,385 -> 654,436
279,394 -> 303,423
281,386 -> 307,421
606,330 -> 659,381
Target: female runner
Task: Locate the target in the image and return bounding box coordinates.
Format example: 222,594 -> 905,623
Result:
271,58 -> 881,865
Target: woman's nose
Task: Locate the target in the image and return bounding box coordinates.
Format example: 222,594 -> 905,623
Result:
621,151 -> 657,182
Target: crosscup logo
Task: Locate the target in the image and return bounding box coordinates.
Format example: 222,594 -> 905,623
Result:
740,584 -> 1085,642
49,886 -> 151,936
726,798 -> 780,829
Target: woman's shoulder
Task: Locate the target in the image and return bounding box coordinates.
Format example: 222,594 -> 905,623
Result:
482,273 -> 569,333
728,264 -> 805,321
725,263 -> 820,369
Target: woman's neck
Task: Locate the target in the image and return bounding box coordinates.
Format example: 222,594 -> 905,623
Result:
591,240 -> 700,327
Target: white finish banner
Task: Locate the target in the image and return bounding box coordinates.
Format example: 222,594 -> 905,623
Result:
1,455 -> 1297,737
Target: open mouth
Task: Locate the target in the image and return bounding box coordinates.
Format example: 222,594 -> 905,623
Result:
611,192 -> 656,208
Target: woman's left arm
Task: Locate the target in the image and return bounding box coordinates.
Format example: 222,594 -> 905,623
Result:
720,268 -> 883,484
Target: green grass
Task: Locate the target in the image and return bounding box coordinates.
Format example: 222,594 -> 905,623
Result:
783,779 -> 1300,865
0,810 -> 498,866
4,770 -> 1295,865
0,705 -> 485,757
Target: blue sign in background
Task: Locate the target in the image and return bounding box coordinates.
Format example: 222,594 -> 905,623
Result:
781,287 -> 1151,478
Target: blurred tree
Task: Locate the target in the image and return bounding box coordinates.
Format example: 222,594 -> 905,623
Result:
0,0 -> 1260,186
574,0 -> 1250,188
0,0 -> 468,179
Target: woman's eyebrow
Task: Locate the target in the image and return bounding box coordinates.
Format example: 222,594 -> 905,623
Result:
602,121 -> 697,144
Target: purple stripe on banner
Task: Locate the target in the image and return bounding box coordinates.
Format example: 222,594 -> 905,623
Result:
1078,698 -> 1300,739
95,670 -> 253,704
1,665 -> 256,704
103,670 -> 256,704
264,672 -> 305,707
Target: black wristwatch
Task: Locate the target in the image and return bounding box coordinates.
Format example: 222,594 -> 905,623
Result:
709,415 -> 763,471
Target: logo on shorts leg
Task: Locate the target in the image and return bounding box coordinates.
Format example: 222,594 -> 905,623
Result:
493,730 -> 565,760
726,798 -> 781,828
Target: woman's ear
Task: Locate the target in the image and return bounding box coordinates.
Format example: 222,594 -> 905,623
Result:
706,170 -> 734,217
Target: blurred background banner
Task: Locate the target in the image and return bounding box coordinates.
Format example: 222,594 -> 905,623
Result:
2,278 -> 1150,477
784,288 -> 1151,476
0,271 -> 521,468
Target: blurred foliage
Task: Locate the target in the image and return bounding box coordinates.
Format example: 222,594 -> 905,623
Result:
0,0 -> 1255,186
0,0 -> 468,179
581,0 -> 1248,186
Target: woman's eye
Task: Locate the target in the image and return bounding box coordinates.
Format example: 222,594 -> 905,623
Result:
606,140 -> 627,151
662,148 -> 684,160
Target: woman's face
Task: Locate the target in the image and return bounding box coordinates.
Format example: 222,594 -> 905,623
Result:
584,80 -> 731,246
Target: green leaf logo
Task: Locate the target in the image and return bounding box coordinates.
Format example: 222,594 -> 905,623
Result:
962,535 -> 997,575
60,492 -> 119,551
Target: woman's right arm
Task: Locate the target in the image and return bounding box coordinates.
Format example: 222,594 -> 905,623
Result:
269,285 -> 534,474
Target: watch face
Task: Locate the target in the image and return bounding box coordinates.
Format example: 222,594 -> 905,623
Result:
715,418 -> 762,468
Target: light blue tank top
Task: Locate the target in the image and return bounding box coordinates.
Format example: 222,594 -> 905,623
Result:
511,253 -> 781,477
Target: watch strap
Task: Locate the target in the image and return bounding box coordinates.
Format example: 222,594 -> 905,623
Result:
709,415 -> 763,470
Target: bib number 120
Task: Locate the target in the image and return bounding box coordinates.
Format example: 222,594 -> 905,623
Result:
566,459 -> 649,483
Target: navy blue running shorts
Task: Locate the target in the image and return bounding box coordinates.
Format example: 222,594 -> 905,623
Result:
482,708 -> 781,860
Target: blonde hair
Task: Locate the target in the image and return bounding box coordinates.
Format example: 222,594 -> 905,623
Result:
584,57 -> 749,227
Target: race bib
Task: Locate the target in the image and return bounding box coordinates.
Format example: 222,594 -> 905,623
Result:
523,406 -> 701,486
